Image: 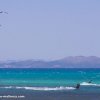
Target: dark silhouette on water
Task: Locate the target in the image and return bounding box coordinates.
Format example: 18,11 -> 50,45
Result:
75,80 -> 92,89
75,83 -> 80,89
88,80 -> 92,83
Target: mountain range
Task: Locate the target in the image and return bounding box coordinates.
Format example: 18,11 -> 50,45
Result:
0,56 -> 100,68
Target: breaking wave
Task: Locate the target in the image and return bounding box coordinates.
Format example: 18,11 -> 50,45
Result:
0,86 -> 75,91
80,82 -> 100,86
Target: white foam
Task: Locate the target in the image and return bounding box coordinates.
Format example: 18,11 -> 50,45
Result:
80,82 -> 100,86
0,86 -> 75,91
23,86 -> 75,91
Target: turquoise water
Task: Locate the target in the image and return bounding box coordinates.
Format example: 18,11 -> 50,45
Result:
0,68 -> 100,87
0,68 -> 100,100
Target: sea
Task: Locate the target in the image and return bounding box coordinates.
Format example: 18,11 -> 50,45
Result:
0,68 -> 100,100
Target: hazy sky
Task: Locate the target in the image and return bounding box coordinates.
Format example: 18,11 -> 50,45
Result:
0,0 -> 100,60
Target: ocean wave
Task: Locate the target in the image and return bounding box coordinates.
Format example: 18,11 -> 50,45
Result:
0,86 -> 75,91
23,86 -> 75,91
80,82 -> 100,86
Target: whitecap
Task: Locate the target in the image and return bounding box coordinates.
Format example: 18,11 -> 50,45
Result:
0,86 -> 75,91
80,82 -> 100,86
17,86 -> 75,91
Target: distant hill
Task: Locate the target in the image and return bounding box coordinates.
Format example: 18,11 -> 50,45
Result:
0,56 -> 100,68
